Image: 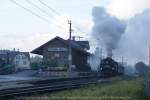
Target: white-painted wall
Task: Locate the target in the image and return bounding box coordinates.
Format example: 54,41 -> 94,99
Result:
13,53 -> 30,70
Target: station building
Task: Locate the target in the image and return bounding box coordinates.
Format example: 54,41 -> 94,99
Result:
31,36 -> 91,73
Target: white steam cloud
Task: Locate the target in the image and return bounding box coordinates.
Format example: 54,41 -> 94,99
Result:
116,9 -> 150,64
91,6 -> 150,65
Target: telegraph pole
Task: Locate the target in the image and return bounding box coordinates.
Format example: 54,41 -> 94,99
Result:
122,56 -> 124,66
100,48 -> 103,61
6,51 -> 9,64
149,46 -> 150,66
68,20 -> 72,74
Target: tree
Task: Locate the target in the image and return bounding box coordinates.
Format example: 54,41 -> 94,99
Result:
134,62 -> 150,76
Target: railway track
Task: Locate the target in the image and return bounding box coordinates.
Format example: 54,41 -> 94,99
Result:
0,76 -> 99,97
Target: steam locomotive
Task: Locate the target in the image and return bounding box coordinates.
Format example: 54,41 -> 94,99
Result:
99,57 -> 124,77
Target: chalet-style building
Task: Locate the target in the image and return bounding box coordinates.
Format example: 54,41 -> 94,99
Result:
31,36 -> 91,72
14,53 -> 30,70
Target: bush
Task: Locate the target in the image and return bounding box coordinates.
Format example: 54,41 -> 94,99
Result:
44,60 -> 58,67
30,62 -> 43,70
135,62 -> 150,76
0,64 -> 15,75
0,58 -> 5,67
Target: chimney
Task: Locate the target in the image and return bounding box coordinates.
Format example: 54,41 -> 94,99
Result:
149,46 -> 150,66
72,36 -> 76,41
13,48 -> 16,52
17,49 -> 20,52
107,51 -> 113,58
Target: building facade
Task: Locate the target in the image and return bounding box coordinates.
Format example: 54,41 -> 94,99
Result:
0,50 -> 30,70
13,53 -> 30,70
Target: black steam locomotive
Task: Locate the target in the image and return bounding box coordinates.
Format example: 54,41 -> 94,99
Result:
99,57 -> 124,77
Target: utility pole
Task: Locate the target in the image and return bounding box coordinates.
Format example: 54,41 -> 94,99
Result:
100,48 -> 103,61
122,56 -> 124,66
68,20 -> 72,74
6,51 -> 9,65
149,46 -> 150,66
78,36 -> 83,41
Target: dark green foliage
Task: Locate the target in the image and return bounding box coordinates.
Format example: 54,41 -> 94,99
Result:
44,59 -> 58,67
0,64 -> 15,75
135,62 -> 150,75
0,58 -> 15,74
30,62 -> 43,70
0,58 -> 5,67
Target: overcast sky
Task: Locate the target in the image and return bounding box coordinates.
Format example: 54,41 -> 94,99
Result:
0,0 -> 150,53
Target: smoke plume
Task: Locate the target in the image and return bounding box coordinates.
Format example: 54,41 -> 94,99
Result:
116,9 -> 150,64
92,7 -> 126,57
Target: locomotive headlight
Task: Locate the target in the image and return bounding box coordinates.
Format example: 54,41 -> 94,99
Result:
112,67 -> 115,70
100,68 -> 103,70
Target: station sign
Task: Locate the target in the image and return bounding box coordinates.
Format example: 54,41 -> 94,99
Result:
48,47 -> 68,52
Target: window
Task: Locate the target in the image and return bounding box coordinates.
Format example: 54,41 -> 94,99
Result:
22,55 -> 26,59
16,56 -> 20,59
48,47 -> 67,52
16,61 -> 19,66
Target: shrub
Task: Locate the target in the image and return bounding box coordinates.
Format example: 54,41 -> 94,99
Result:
43,60 -> 58,67
135,62 -> 150,76
0,64 -> 15,75
30,62 -> 43,70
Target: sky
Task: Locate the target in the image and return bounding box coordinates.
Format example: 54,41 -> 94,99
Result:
0,0 -> 108,52
0,0 -> 150,64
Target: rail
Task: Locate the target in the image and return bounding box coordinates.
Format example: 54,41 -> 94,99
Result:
0,76 -> 99,97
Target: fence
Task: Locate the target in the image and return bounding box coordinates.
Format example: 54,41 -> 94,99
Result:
146,80 -> 150,99
145,72 -> 150,100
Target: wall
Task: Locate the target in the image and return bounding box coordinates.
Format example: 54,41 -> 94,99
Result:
43,39 -> 68,67
14,53 -> 30,70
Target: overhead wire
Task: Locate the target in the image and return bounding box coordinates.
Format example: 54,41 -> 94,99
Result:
11,0 -> 90,38
10,0 -> 51,23
26,0 -> 67,29
37,0 -> 88,36
38,0 -> 68,25
10,0 -> 66,30
38,0 -> 62,17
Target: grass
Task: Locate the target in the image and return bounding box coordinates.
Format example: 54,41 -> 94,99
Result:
47,76 -> 148,100
11,76 -> 148,100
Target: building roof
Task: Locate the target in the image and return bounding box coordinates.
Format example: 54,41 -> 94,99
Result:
0,50 -> 30,60
31,36 -> 91,56
76,41 -> 90,50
